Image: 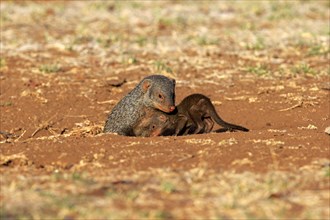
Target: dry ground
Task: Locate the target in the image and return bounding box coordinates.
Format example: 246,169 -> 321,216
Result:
0,1 -> 329,219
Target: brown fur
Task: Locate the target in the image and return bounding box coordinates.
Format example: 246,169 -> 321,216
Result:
135,94 -> 249,137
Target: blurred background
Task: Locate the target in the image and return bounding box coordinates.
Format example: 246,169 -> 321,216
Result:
1,1 -> 329,78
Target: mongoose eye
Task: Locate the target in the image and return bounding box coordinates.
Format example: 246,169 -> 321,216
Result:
152,125 -> 156,129
158,94 -> 164,100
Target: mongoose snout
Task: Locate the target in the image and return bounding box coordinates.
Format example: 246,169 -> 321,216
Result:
155,104 -> 175,113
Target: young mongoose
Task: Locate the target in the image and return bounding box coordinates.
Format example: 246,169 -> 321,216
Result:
178,94 -> 249,134
132,108 -> 168,137
140,93 -> 249,136
103,75 -> 176,136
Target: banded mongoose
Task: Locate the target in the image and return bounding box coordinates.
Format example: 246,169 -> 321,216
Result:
177,94 -> 249,134
103,75 -> 176,136
138,93 -> 249,136
132,108 -> 168,137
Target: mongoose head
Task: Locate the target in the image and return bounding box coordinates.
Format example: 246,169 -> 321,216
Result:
141,75 -> 176,113
135,113 -> 168,137
147,114 -> 168,137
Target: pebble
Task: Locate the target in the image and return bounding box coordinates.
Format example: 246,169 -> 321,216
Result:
325,127 -> 330,135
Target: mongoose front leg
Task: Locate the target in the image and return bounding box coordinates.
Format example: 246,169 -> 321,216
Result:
175,115 -> 188,136
183,123 -> 195,135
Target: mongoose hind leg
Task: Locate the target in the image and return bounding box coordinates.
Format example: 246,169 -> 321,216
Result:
204,117 -> 214,133
198,97 -> 249,132
189,105 -> 206,134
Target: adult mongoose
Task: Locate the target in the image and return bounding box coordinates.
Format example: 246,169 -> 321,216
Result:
136,93 -> 249,136
103,75 -> 176,136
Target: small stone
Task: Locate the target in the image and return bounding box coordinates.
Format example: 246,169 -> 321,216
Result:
325,127 -> 330,135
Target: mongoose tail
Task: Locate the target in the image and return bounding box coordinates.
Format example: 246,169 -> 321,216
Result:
206,100 -> 249,132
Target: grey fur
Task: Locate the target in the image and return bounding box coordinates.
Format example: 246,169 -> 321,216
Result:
103,75 -> 175,136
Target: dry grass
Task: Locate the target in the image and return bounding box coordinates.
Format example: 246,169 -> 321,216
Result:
1,1 -> 329,80
1,162 -> 329,219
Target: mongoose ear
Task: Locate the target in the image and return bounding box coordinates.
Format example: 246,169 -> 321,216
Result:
197,98 -> 207,106
142,79 -> 152,92
159,115 -> 167,122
